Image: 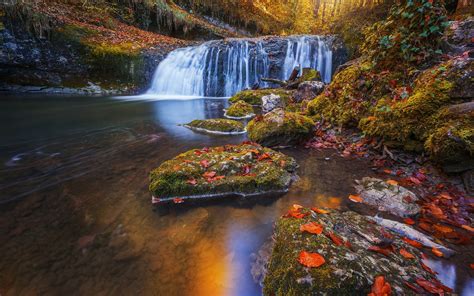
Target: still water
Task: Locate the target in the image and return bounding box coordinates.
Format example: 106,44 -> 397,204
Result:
0,95 -> 471,295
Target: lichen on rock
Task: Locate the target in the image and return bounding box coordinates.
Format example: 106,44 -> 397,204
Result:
229,89 -> 294,106
247,109 -> 315,147
225,100 -> 254,118
263,208 -> 443,295
184,119 -> 245,134
149,142 -> 298,203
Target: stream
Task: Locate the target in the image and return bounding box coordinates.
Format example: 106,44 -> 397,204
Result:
0,95 -> 472,295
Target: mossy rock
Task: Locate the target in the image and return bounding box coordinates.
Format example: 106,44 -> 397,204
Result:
184,119 -> 245,134
297,68 -> 321,83
229,89 -> 294,106
247,109 -> 315,147
149,143 -> 298,203
225,100 -> 254,118
264,208 -> 441,295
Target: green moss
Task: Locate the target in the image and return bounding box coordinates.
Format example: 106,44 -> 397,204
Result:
229,89 -> 294,105
298,68 -> 321,82
247,109 -> 315,147
226,100 -> 254,118
149,143 -> 298,200
185,119 -> 244,133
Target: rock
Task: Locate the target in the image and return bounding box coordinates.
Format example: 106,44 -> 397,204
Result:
149,142 -> 298,204
251,240 -> 274,287
293,81 -> 325,103
229,88 -> 294,106
264,208 -> 442,295
262,94 -> 284,113
247,109 -> 315,147
225,100 -> 254,118
184,119 -> 245,134
355,177 -> 420,218
442,17 -> 474,56
462,170 -> 474,196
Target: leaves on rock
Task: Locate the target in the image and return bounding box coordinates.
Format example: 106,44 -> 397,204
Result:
402,237 -> 423,248
300,222 -> 323,235
399,248 -> 415,259
348,194 -> 363,203
298,251 -> 325,268
368,275 -> 392,296
326,232 -> 344,246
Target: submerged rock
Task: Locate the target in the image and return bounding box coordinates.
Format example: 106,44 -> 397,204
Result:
247,109 -> 315,147
264,208 -> 444,295
149,142 -> 298,204
355,177 -> 420,218
229,89 -> 294,106
225,100 -> 254,118
262,94 -> 284,113
184,119 -> 245,134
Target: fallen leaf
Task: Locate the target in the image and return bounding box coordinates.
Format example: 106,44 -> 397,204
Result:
431,247 -> 444,257
433,224 -> 453,234
368,275 -> 392,296
186,178 -> 197,185
311,207 -> 330,214
386,179 -> 398,186
404,218 -> 416,225
415,278 -> 443,295
403,237 -> 423,248
399,248 -> 415,259
298,251 -> 325,268
200,159 -> 210,168
258,153 -> 271,161
421,262 -> 437,275
326,232 -> 344,246
368,245 -> 393,257
461,225 -> 474,232
203,171 -> 217,179
348,194 -> 363,203
173,198 -> 184,204
404,281 -> 425,294
419,222 -> 433,233
470,263 -> 474,270
283,205 -> 308,219
300,222 -> 323,235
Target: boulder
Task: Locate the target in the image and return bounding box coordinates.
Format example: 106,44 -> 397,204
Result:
264,208 -> 446,295
355,177 -> 420,218
247,109 -> 315,147
184,119 -> 245,134
149,142 -> 298,204
262,94 -> 284,113
293,81 -> 325,103
225,100 -> 254,118
229,89 -> 294,105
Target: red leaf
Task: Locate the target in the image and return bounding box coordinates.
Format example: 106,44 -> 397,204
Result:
404,281 -> 425,294
300,222 -> 323,235
386,179 -> 399,186
431,247 -> 444,258
258,153 -> 272,161
399,248 -> 415,259
311,207 -> 330,214
298,251 -> 325,268
368,275 -> 392,296
421,262 -> 438,275
403,237 -> 423,248
368,245 -> 393,257
200,159 -> 210,168
283,205 -> 308,219
326,232 -> 344,246
348,194 -> 363,203
203,171 -> 217,179
404,218 -> 415,225
173,198 -> 184,204
186,178 -> 197,185
415,278 -> 444,295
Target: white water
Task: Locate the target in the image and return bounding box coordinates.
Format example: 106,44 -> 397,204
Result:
147,36 -> 333,98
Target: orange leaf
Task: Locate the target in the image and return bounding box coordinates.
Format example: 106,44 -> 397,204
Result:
173,198 -> 184,204
461,225 -> 474,232
368,245 -> 393,257
200,159 -> 210,168
431,247 -> 444,258
399,248 -> 415,259
386,179 -> 398,186
186,178 -> 197,185
368,275 -> 392,296
203,171 -> 217,179
419,222 -> 433,233
297,251 -> 325,268
311,207 -> 330,214
421,262 -> 437,275
300,222 -> 323,235
404,218 -> 415,225
402,237 -> 423,248
415,278 -> 443,295
326,232 -> 344,246
348,194 -> 363,203
257,153 -> 272,161
470,263 -> 474,270
433,224 -> 453,234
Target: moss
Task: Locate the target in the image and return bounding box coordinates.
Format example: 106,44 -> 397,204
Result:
185,119 -> 244,133
149,143 -> 298,200
247,109 -> 315,147
229,89 -> 294,106
298,68 -> 321,82
226,100 -> 254,118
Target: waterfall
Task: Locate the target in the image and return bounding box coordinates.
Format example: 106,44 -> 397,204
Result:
147,36 -> 334,98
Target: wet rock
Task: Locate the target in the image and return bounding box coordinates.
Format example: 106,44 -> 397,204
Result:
149,142 -> 298,204
225,100 -> 255,118
355,177 -> 420,218
184,119 -> 245,134
262,94 -> 284,113
229,88 -> 294,106
264,208 -> 442,295
442,17 -> 474,56
251,240 -> 274,287
293,81 -> 325,103
247,109 -> 315,147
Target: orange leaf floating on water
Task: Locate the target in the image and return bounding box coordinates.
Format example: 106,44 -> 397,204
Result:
186,178 -> 197,185
399,248 -> 415,259
200,159 -> 210,168
311,207 -> 330,214
300,222 -> 323,235
386,179 -> 399,186
368,275 -> 392,296
298,251 -> 325,268
326,232 -> 344,246
348,194 -> 363,203
173,198 -> 184,204
403,237 -> 423,248
431,247 -> 444,257
404,218 -> 416,225
368,245 -> 393,257
415,278 -> 444,295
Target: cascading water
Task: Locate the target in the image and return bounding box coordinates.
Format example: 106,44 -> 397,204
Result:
147,36 -> 334,98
